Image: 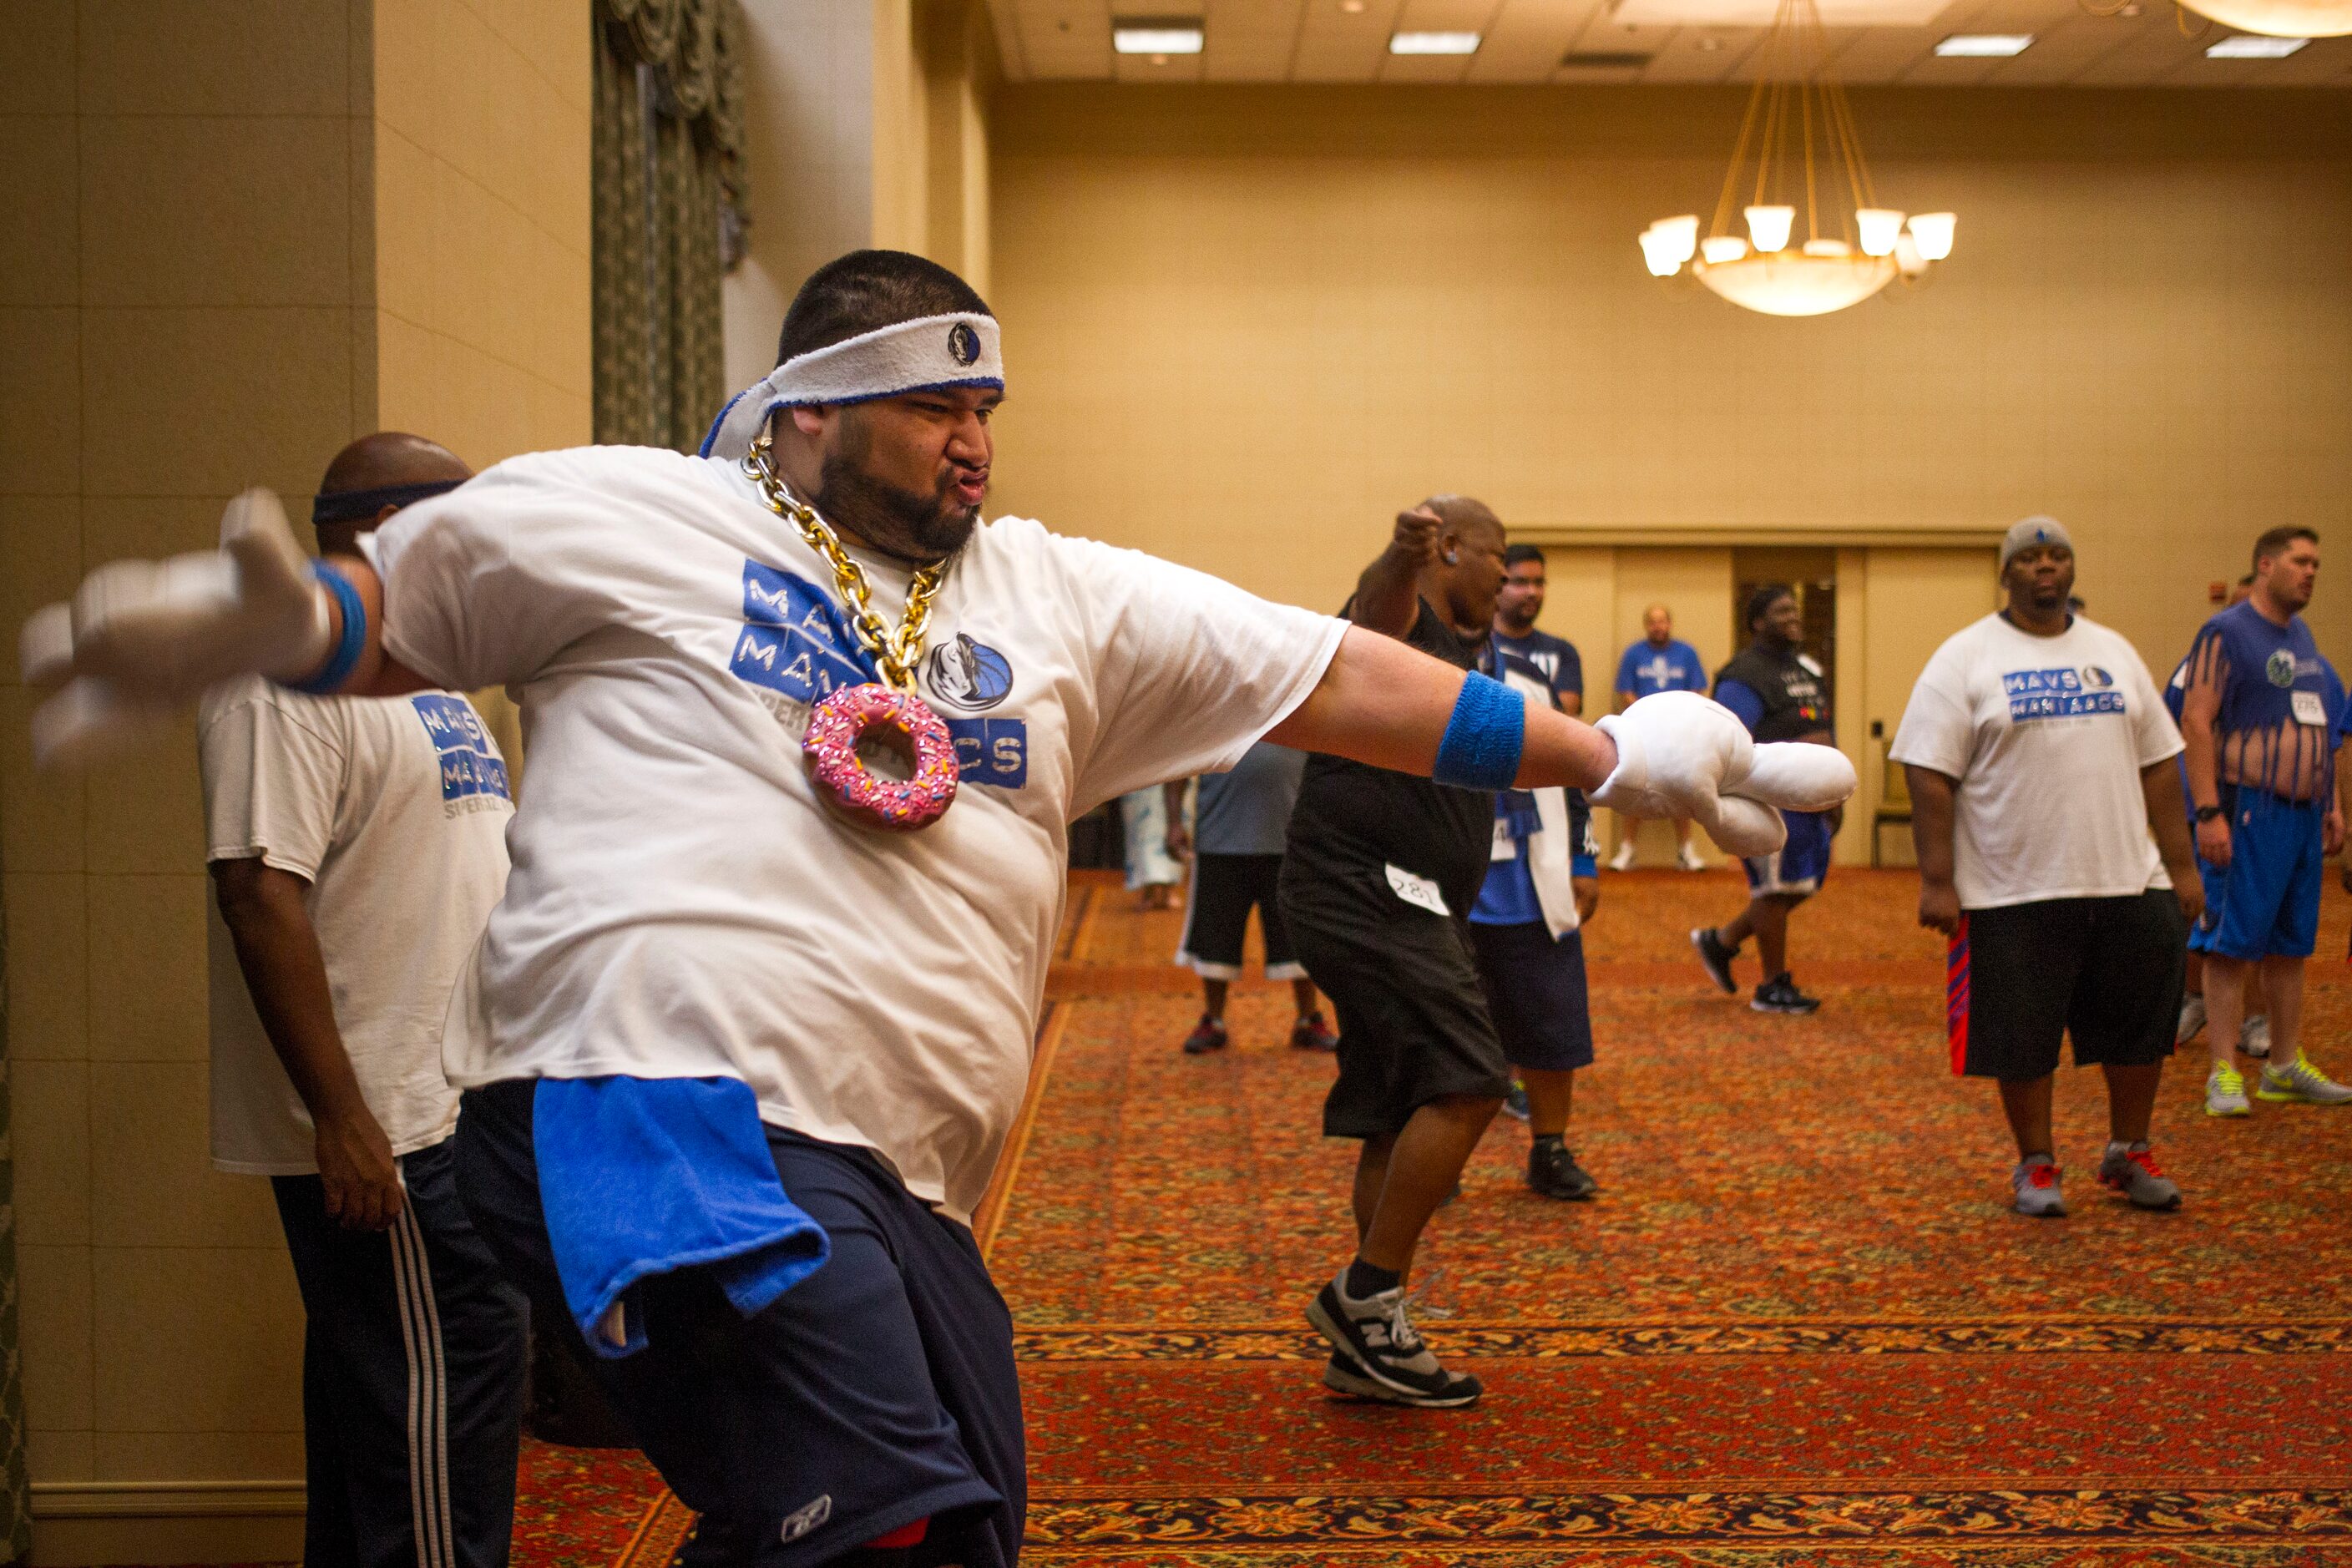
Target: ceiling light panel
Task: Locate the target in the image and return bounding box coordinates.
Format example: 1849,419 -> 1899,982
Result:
1112,17 -> 1207,53
1935,32 -> 2035,53
1389,29 -> 1481,52
2204,32 -> 2309,53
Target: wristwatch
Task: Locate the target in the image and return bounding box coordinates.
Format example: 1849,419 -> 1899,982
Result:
2194,804 -> 2227,822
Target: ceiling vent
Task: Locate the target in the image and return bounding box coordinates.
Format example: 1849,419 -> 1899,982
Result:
1560,49 -> 1655,67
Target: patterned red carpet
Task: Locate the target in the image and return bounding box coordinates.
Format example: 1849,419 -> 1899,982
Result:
536,868 -> 2352,1566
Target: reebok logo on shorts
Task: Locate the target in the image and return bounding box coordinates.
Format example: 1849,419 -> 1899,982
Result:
779,1494 -> 832,1543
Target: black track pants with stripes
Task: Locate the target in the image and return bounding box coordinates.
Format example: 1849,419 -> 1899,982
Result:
273,1136 -> 529,1568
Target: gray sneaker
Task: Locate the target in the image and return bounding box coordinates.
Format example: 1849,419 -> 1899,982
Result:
2096,1142 -> 2182,1211
2239,1014 -> 2271,1060
2174,993 -> 2207,1046
1307,1276 -> 1481,1408
2256,1054 -> 2352,1105
2011,1156 -> 2066,1218
2205,1062 -> 2252,1117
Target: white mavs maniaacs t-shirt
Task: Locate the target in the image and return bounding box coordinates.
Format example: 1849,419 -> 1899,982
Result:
1889,613 -> 2183,910
372,445 -> 1347,1224
200,678 -> 514,1174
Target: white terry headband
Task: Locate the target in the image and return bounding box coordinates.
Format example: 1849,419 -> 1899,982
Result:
701,312 -> 1004,460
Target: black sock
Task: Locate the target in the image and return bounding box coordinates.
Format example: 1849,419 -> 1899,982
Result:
1343,1257 -> 1401,1299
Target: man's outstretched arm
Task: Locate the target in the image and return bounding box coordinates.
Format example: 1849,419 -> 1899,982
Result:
1267,625 -> 1616,792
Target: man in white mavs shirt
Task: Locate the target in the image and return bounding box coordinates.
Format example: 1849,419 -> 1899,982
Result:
202,433 -> 526,1568
28,251 -> 1847,1568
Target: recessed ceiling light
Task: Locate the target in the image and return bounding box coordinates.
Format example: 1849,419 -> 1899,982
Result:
1340,0 -> 1367,11
2205,32 -> 2307,53
1112,17 -> 1205,53
1389,30 -> 1481,53
1935,33 -> 2033,54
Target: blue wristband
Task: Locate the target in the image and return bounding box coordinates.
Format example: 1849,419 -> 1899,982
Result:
1434,672 -> 1525,791
285,562 -> 367,695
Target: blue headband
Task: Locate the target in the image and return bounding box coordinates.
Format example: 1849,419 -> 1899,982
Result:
312,478 -> 464,524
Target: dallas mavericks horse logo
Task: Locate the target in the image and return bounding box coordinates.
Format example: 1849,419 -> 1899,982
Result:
2268,650 -> 2298,688
924,633 -> 1014,712
948,321 -> 982,367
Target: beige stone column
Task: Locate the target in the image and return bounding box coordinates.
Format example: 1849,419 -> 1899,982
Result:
0,3 -> 588,1561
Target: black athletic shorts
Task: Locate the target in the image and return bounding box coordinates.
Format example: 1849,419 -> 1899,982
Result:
1469,920 -> 1596,1073
1176,852 -> 1303,980
454,1080 -> 1023,1568
1277,862 -> 1513,1140
1945,890 -> 2186,1081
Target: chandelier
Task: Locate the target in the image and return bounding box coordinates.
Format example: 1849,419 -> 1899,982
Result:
1637,0 -> 1954,318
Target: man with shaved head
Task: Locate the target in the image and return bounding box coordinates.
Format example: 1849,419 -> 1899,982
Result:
1611,603 -> 1710,869
1280,495 -> 1516,1408
200,432 -> 527,1568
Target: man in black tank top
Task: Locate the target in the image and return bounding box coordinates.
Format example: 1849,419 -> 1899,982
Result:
1690,584 -> 1843,1014
1280,495 -> 1511,1409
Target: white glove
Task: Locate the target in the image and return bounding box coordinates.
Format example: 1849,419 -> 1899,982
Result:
19,488 -> 334,768
1591,691 -> 1858,858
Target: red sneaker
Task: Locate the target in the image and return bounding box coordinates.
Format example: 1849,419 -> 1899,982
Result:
1289,1010 -> 1338,1051
1181,1015 -> 1228,1055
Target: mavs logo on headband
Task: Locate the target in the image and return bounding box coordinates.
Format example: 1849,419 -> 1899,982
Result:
948,322 -> 982,367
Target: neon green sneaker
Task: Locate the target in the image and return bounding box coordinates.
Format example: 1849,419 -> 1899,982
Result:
2205,1063 -> 2251,1117
2256,1054 -> 2352,1105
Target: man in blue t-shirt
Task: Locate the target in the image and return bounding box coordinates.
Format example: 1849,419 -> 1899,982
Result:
2180,525 -> 2352,1115
1610,604 -> 1710,871
1467,650 -> 1602,1202
2166,576 -> 2266,1056
1490,545 -> 1582,713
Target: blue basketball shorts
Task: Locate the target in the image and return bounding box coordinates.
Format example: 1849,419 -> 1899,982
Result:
2188,789 -> 2324,961
1743,809 -> 1833,898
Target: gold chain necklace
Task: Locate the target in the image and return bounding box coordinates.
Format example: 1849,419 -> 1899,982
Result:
741,437 -> 964,832
743,437 -> 949,693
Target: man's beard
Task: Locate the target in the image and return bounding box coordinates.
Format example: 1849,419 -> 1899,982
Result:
814,451 -> 979,564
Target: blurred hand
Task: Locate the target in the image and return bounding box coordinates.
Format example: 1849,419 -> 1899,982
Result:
2195,814 -> 2232,869
1918,878 -> 1960,938
2172,873 -> 2204,929
2326,808 -> 2344,859
1164,820 -> 1192,862
316,1108 -> 403,1232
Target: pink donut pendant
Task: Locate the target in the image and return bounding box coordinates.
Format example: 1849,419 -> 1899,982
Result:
802,683 -> 960,831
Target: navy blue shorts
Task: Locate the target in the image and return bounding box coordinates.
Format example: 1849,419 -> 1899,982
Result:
1743,808 -> 1833,898
1468,921 -> 1597,1073
454,1080 -> 1023,1568
2188,789 -> 2324,960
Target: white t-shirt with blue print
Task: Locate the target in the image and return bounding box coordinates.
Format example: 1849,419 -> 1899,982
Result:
200,678 -> 513,1174
1889,613 -> 2182,911
373,445 -> 1347,1224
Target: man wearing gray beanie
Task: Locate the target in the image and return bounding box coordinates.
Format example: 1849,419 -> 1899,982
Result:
1892,518 -> 2203,1218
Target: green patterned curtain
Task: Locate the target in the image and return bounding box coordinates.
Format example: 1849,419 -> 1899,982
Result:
594,0 -> 749,451
0,908 -> 29,1563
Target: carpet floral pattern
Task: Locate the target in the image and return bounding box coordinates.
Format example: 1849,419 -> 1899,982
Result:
556,870 -> 2352,1567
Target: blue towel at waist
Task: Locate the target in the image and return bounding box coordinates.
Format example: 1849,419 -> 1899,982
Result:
531,1075 -> 831,1358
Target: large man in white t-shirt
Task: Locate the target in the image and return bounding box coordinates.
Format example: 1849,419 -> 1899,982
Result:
201,433 -> 526,1568
27,250 -> 1847,1568
1890,518 -> 2203,1220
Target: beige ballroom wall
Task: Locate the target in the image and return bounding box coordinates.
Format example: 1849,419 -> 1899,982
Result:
0,3 -> 587,1561
721,0 -> 994,397
984,83 -> 2352,700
